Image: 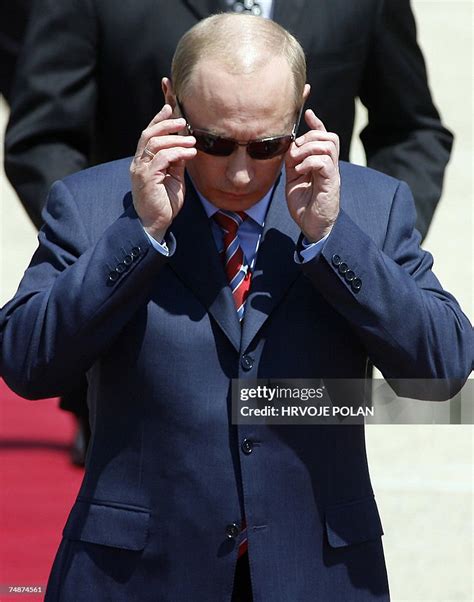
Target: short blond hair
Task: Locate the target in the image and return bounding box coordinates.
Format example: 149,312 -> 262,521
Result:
171,13 -> 306,109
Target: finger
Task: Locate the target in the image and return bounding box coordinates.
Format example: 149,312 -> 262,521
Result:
144,135 -> 196,156
149,146 -> 197,172
144,117 -> 188,139
290,141 -> 338,168
132,146 -> 197,176
147,103 -> 173,128
138,135 -> 195,164
167,158 -> 186,177
294,130 -> 340,156
303,109 -> 327,133
136,118 -> 188,157
286,138 -> 337,170
294,154 -> 338,178
284,141 -> 302,173
140,147 -> 156,164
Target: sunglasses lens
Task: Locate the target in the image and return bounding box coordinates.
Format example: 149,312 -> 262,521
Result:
193,130 -> 293,160
194,133 -> 235,156
248,136 -> 293,160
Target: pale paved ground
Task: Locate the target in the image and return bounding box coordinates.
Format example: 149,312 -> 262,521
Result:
0,1 -> 472,600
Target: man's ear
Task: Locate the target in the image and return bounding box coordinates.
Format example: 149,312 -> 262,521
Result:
302,83 -> 311,104
162,77 -> 177,112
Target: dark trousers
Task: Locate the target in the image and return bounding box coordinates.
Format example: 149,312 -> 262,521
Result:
232,552 -> 253,602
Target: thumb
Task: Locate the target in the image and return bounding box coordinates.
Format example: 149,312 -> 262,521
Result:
304,109 -> 327,132
167,159 -> 186,182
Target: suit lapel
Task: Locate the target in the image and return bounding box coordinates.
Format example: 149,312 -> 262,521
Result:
168,180 -> 241,352
241,173 -> 300,352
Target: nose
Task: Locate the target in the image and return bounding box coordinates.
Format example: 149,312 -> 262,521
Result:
225,146 -> 253,189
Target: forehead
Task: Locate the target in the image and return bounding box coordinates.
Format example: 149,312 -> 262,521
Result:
184,57 -> 296,133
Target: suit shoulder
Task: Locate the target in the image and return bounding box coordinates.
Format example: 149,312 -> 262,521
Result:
339,161 -> 402,197
46,157 -> 133,235
60,157 -> 132,196
338,162 -> 411,246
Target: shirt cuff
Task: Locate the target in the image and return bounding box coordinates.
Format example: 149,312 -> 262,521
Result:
144,228 -> 170,256
294,233 -> 330,264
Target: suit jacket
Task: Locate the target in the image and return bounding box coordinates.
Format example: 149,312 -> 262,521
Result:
5,0 -> 452,237
0,159 -> 471,601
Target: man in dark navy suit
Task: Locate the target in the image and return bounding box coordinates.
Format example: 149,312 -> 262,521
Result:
5,0 -> 454,466
1,14 -> 471,602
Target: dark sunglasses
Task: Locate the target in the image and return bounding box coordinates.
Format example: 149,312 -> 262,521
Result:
176,99 -> 303,160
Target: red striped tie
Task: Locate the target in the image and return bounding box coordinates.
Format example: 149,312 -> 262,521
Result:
238,518 -> 248,557
213,211 -> 252,321
214,211 -> 250,557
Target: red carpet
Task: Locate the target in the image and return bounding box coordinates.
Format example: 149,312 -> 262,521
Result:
0,380 -> 83,601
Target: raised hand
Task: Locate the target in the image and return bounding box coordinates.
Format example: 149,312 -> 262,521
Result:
130,104 -> 196,241
285,109 -> 340,243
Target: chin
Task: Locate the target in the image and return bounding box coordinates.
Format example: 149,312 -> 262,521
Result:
212,192 -> 260,211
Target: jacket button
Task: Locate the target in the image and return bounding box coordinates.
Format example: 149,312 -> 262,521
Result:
241,355 -> 254,371
131,246 -> 141,259
123,254 -> 133,266
225,523 -> 240,539
351,278 -> 362,292
115,263 -> 126,274
338,262 -> 348,275
108,271 -> 119,283
345,270 -> 355,282
332,254 -> 341,266
241,439 -> 254,455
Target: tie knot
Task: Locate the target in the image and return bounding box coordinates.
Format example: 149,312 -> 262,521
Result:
213,210 -> 247,236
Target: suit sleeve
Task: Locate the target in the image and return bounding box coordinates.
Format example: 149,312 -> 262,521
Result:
300,180 -> 473,399
0,0 -> 32,102
4,0 -> 97,229
0,179 -> 175,400
358,0 -> 453,239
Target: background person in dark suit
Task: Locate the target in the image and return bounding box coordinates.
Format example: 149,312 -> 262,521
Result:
5,0 -> 451,239
0,14 -> 471,601
0,0 -> 33,103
